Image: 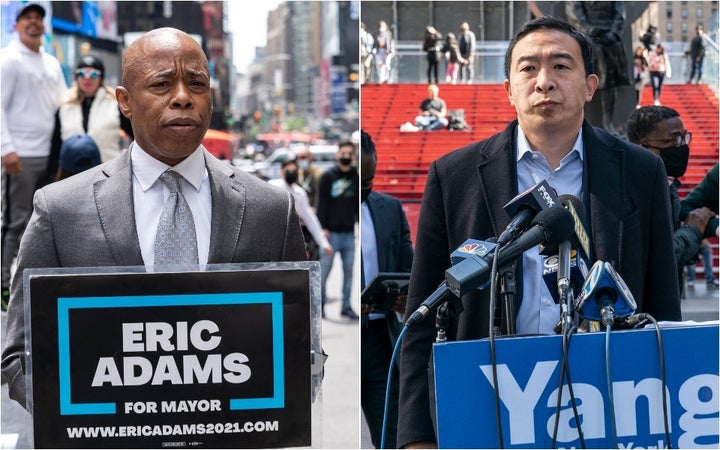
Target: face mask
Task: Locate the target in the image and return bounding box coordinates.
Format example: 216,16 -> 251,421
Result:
339,157 -> 353,166
284,171 -> 298,185
298,160 -> 309,170
658,144 -> 689,178
361,188 -> 371,203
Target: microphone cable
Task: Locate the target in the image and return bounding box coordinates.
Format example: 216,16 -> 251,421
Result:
488,241 -> 505,448
604,324 -> 619,448
379,323 -> 409,449
625,313 -> 671,448
551,325 -> 586,448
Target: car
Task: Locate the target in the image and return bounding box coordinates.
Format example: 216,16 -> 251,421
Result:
240,144 -> 339,180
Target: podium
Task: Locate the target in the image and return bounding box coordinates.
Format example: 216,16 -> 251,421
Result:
433,324 -> 719,448
23,262 -> 322,449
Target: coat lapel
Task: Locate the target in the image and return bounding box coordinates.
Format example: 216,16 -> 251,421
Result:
582,122 -> 624,265
93,150 -> 144,266
367,193 -> 389,271
205,151 -> 245,263
476,121 -> 518,237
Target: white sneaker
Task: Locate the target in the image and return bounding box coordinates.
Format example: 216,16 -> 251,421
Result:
653,100 -> 661,106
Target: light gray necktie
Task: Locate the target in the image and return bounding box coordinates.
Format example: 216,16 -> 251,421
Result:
154,170 -> 199,266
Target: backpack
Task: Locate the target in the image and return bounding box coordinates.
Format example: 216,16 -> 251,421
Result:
447,109 -> 470,131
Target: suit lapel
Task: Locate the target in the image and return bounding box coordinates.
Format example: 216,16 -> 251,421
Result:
476,122 -> 518,237
205,152 -> 244,263
93,150 -> 144,266
582,123 -> 623,265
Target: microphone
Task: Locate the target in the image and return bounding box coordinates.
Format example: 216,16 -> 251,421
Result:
405,238 -> 497,327
450,238 -> 497,265
497,180 -> 560,246
542,250 -> 590,304
446,206 -> 575,298
542,195 -> 591,304
575,261 -> 638,327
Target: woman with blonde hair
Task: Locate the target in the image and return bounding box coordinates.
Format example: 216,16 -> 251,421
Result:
50,54 -> 132,179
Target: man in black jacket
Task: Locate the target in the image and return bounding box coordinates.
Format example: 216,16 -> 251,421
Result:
397,16 -> 680,448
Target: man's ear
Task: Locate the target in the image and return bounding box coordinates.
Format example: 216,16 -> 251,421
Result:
115,86 -> 131,119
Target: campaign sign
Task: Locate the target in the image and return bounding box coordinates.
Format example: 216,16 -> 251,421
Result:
27,269 -> 311,448
433,325 -> 719,448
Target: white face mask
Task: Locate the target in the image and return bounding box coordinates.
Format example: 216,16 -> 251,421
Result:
298,160 -> 309,170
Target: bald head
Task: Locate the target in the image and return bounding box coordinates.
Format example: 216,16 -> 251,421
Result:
121,28 -> 208,92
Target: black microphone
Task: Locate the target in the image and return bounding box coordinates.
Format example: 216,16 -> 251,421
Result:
575,261 -> 638,327
446,206 -> 575,298
557,194 -> 590,260
405,238 -> 498,327
497,180 -> 560,246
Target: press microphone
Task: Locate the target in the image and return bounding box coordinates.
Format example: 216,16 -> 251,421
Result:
542,194 -> 591,304
497,180 -> 560,246
446,205 -> 575,298
542,249 -> 590,304
405,238 -> 497,327
450,238 -> 497,266
575,261 -> 638,327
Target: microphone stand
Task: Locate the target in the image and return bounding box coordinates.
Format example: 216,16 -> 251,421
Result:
556,241 -> 573,334
499,266 -> 517,335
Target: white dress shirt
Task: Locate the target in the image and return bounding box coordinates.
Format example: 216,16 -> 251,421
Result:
515,127 -> 584,335
131,145 -> 212,267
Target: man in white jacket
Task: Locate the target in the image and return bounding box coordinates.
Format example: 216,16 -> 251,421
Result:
1,3 -> 67,308
269,159 -> 333,261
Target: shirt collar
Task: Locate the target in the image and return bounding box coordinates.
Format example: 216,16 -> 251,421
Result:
130,144 -> 206,192
516,127 -> 585,163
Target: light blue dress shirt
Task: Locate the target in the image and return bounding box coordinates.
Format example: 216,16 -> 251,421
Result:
514,127 -> 584,335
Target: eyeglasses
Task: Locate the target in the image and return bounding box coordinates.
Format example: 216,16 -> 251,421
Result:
75,69 -> 102,80
645,132 -> 692,147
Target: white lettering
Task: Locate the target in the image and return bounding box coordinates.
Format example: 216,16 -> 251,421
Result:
480,360 -> 558,445
678,374 -> 719,449
547,383 -> 605,442
92,357 -> 122,386
614,378 -> 670,437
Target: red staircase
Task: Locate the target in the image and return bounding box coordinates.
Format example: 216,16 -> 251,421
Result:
362,84 -> 719,278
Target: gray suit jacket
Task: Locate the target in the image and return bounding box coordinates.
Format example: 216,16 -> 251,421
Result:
1,147 -> 306,406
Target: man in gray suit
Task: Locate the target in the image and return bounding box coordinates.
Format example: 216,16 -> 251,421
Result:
1,27 -> 306,407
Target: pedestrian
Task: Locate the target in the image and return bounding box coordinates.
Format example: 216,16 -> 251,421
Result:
49,54 -> 134,180
360,22 -> 374,85
359,130 -> 413,449
441,32 -> 466,85
686,240 -> 718,289
296,146 -> 324,210
1,27 -> 306,408
633,45 -> 648,108
458,22 -> 476,84
686,25 -> 706,84
373,20 -> 395,84
626,105 -> 713,295
1,3 -> 67,309
269,158 -> 332,261
647,43 -> 671,106
422,25 -> 443,84
397,16 -> 680,448
411,84 -> 449,131
316,141 -> 359,319
57,133 -> 101,180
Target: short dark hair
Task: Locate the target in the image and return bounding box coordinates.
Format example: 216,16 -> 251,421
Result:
281,158 -> 297,169
338,140 -> 356,153
504,16 -> 595,79
626,106 -> 680,144
360,130 -> 376,160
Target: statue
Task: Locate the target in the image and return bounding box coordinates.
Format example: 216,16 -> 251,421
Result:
566,2 -> 630,136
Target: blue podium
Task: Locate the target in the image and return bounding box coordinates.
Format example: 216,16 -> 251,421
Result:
433,324 -> 719,448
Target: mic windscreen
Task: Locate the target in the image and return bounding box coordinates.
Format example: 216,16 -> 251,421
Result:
575,261 -> 638,322
557,194 -> 591,259
530,206 -> 574,247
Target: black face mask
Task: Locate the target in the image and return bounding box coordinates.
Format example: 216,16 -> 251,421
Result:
339,157 -> 353,166
658,144 -> 690,178
284,171 -> 298,184
361,188 -> 371,203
